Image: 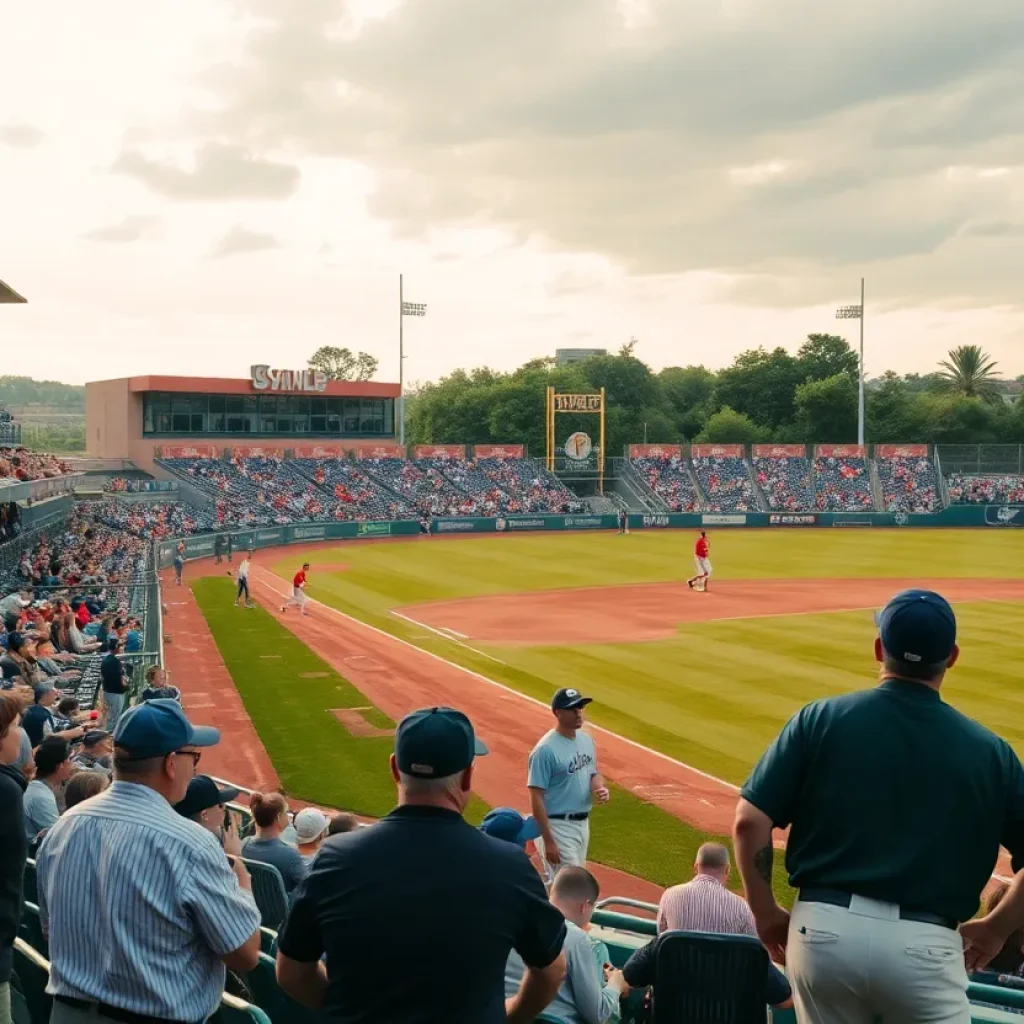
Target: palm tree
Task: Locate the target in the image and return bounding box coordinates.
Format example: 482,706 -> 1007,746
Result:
936,345 -> 1003,403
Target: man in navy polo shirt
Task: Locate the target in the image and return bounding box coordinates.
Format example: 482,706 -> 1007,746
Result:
734,589 -> 1024,1024
276,707 -> 567,1023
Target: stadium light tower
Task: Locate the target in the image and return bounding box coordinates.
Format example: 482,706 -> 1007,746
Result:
835,277 -> 865,447
398,274 -> 427,448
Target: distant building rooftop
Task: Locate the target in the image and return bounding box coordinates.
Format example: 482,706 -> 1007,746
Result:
0,278 -> 27,303
555,347 -> 607,366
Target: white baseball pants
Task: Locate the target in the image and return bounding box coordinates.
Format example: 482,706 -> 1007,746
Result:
283,586 -> 308,612
694,556 -> 712,577
535,817 -> 590,884
787,896 -> 970,1024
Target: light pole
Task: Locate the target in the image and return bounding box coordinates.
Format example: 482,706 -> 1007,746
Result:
398,274 -> 426,448
836,277 -> 865,446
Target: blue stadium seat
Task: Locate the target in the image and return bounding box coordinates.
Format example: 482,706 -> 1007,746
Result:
651,931 -> 768,1023
241,857 -> 289,931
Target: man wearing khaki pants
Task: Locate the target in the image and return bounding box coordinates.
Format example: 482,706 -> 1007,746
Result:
733,589 -> 1024,1023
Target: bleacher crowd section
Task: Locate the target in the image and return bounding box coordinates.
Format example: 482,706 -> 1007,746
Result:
0,448 -> 71,486
948,474 -> 1024,505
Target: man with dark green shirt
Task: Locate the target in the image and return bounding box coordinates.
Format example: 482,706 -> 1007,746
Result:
734,588 -> 1024,1024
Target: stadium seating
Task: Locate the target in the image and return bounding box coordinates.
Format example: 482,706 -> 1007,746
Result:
813,456 -> 874,511
876,455 -> 940,513
947,474 -> 1024,505
361,456 -> 481,516
474,457 -> 584,513
752,455 -> 814,512
630,455 -> 702,512
691,456 -> 758,513
416,456 -> 511,514
0,447 -> 71,484
91,498 -> 218,537
291,458 -> 415,520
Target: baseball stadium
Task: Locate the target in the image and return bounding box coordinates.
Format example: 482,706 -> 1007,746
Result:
4,341 -> 1024,1023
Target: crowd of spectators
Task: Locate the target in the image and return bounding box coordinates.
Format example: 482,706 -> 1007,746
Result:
475,457 -> 585,513
813,456 -> 875,511
753,455 -> 814,511
362,455 -> 482,517
91,499 -> 217,538
0,447 -> 71,486
631,454 -> 702,511
292,458 -> 415,521
877,456 -> 940,513
947,474 -> 1024,505
691,455 -> 759,512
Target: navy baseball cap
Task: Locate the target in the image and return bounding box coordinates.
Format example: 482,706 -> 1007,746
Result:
480,807 -> 542,847
82,730 -> 111,747
552,688 -> 592,711
395,707 -> 488,779
174,775 -> 241,818
113,698 -> 220,759
875,589 -> 957,665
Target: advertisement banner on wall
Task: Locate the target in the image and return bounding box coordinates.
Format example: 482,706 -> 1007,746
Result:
414,445 -> 465,460
815,444 -> 866,458
769,513 -> 818,525
292,525 -> 327,541
563,515 -> 607,529
292,445 -> 344,459
640,514 -> 671,527
473,445 -> 525,459
231,447 -> 285,460
255,529 -> 285,545
985,505 -> 1024,527
874,444 -> 929,458
498,517 -> 547,531
357,521 -> 392,537
158,445 -> 219,459
434,518 -> 484,533
702,514 -> 747,525
628,444 -> 682,459
354,444 -> 405,459
691,444 -> 743,459
753,445 -> 806,458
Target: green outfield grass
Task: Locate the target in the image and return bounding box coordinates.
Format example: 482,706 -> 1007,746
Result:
193,575 -> 796,899
271,530 -> 1024,785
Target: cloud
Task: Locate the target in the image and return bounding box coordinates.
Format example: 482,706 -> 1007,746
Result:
81,215 -> 162,243
209,224 -> 284,259
113,141 -> 300,201
0,122 -> 44,148
182,0 -> 1024,307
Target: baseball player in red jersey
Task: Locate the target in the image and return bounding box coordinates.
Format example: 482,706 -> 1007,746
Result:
687,531 -> 712,592
280,562 -> 311,615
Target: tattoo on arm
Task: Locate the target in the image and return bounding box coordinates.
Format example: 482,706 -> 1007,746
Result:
754,843 -> 773,885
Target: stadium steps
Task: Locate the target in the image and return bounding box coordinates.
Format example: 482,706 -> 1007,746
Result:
868,459 -> 886,511
742,458 -> 769,511
687,461 -> 709,509
613,458 -> 667,512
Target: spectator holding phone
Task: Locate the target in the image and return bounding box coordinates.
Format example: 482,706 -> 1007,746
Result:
174,774 -> 243,843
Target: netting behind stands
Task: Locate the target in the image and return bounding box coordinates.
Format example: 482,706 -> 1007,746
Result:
937,444 -> 1024,476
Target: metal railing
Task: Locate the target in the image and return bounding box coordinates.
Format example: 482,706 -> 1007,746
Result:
936,444 -> 1024,476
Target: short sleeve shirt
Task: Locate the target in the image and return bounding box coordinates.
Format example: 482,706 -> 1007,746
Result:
278,805 -> 566,1023
292,571 -> 306,589
742,678 -> 1024,923
100,654 -> 126,695
240,836 -> 308,894
528,730 -> 598,816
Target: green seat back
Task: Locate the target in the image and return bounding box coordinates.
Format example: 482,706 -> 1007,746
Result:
13,937 -> 52,1024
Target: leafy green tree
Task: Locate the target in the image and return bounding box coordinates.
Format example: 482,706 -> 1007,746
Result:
797,334 -> 859,384
714,348 -> 803,431
866,372 -> 927,442
935,345 -> 1003,404
916,395 -> 1007,443
307,346 -> 379,381
695,406 -> 763,444
658,366 -> 716,439
792,374 -> 858,442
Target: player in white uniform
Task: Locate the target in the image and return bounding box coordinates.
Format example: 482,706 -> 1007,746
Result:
528,688 -> 610,883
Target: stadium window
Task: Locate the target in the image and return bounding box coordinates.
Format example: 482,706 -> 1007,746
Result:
292,397 -> 310,433
369,400 -> 384,434
190,396 -> 208,432
259,396 -> 278,433
225,396 -> 244,433
276,397 -> 294,433
359,399 -> 376,433
327,399 -> 343,434
143,396 -> 156,434
343,399 -> 360,434
383,399 -> 394,436
310,397 -> 327,433
208,396 -> 225,433
242,395 -> 257,433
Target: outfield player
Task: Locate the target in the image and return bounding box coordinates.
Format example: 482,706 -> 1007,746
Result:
280,563 -> 311,616
687,530 -> 712,592
528,688 -> 610,882
617,508 -> 628,535
234,553 -> 253,608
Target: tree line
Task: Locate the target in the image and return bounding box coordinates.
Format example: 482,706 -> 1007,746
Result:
404,339 -> 1024,455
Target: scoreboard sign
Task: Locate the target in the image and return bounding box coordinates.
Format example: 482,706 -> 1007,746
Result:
250,365 -> 328,393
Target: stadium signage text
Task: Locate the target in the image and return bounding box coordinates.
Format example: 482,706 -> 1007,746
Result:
702,514 -> 747,525
769,514 -> 817,526
293,526 -> 326,540
553,393 -> 603,412
250,365 -> 328,393
357,521 -> 391,537
564,516 -> 604,528
435,519 -> 476,533
642,515 -> 670,527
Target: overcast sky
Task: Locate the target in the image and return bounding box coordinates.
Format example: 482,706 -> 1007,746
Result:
2,0 -> 1023,387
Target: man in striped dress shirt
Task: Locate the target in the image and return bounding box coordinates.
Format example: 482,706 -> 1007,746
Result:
656,843 -> 757,936
36,699 -> 262,1024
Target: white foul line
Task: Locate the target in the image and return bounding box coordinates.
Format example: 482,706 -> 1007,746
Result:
389,609 -> 506,665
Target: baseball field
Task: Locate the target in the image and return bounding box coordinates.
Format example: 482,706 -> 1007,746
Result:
189,528 -> 1024,894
